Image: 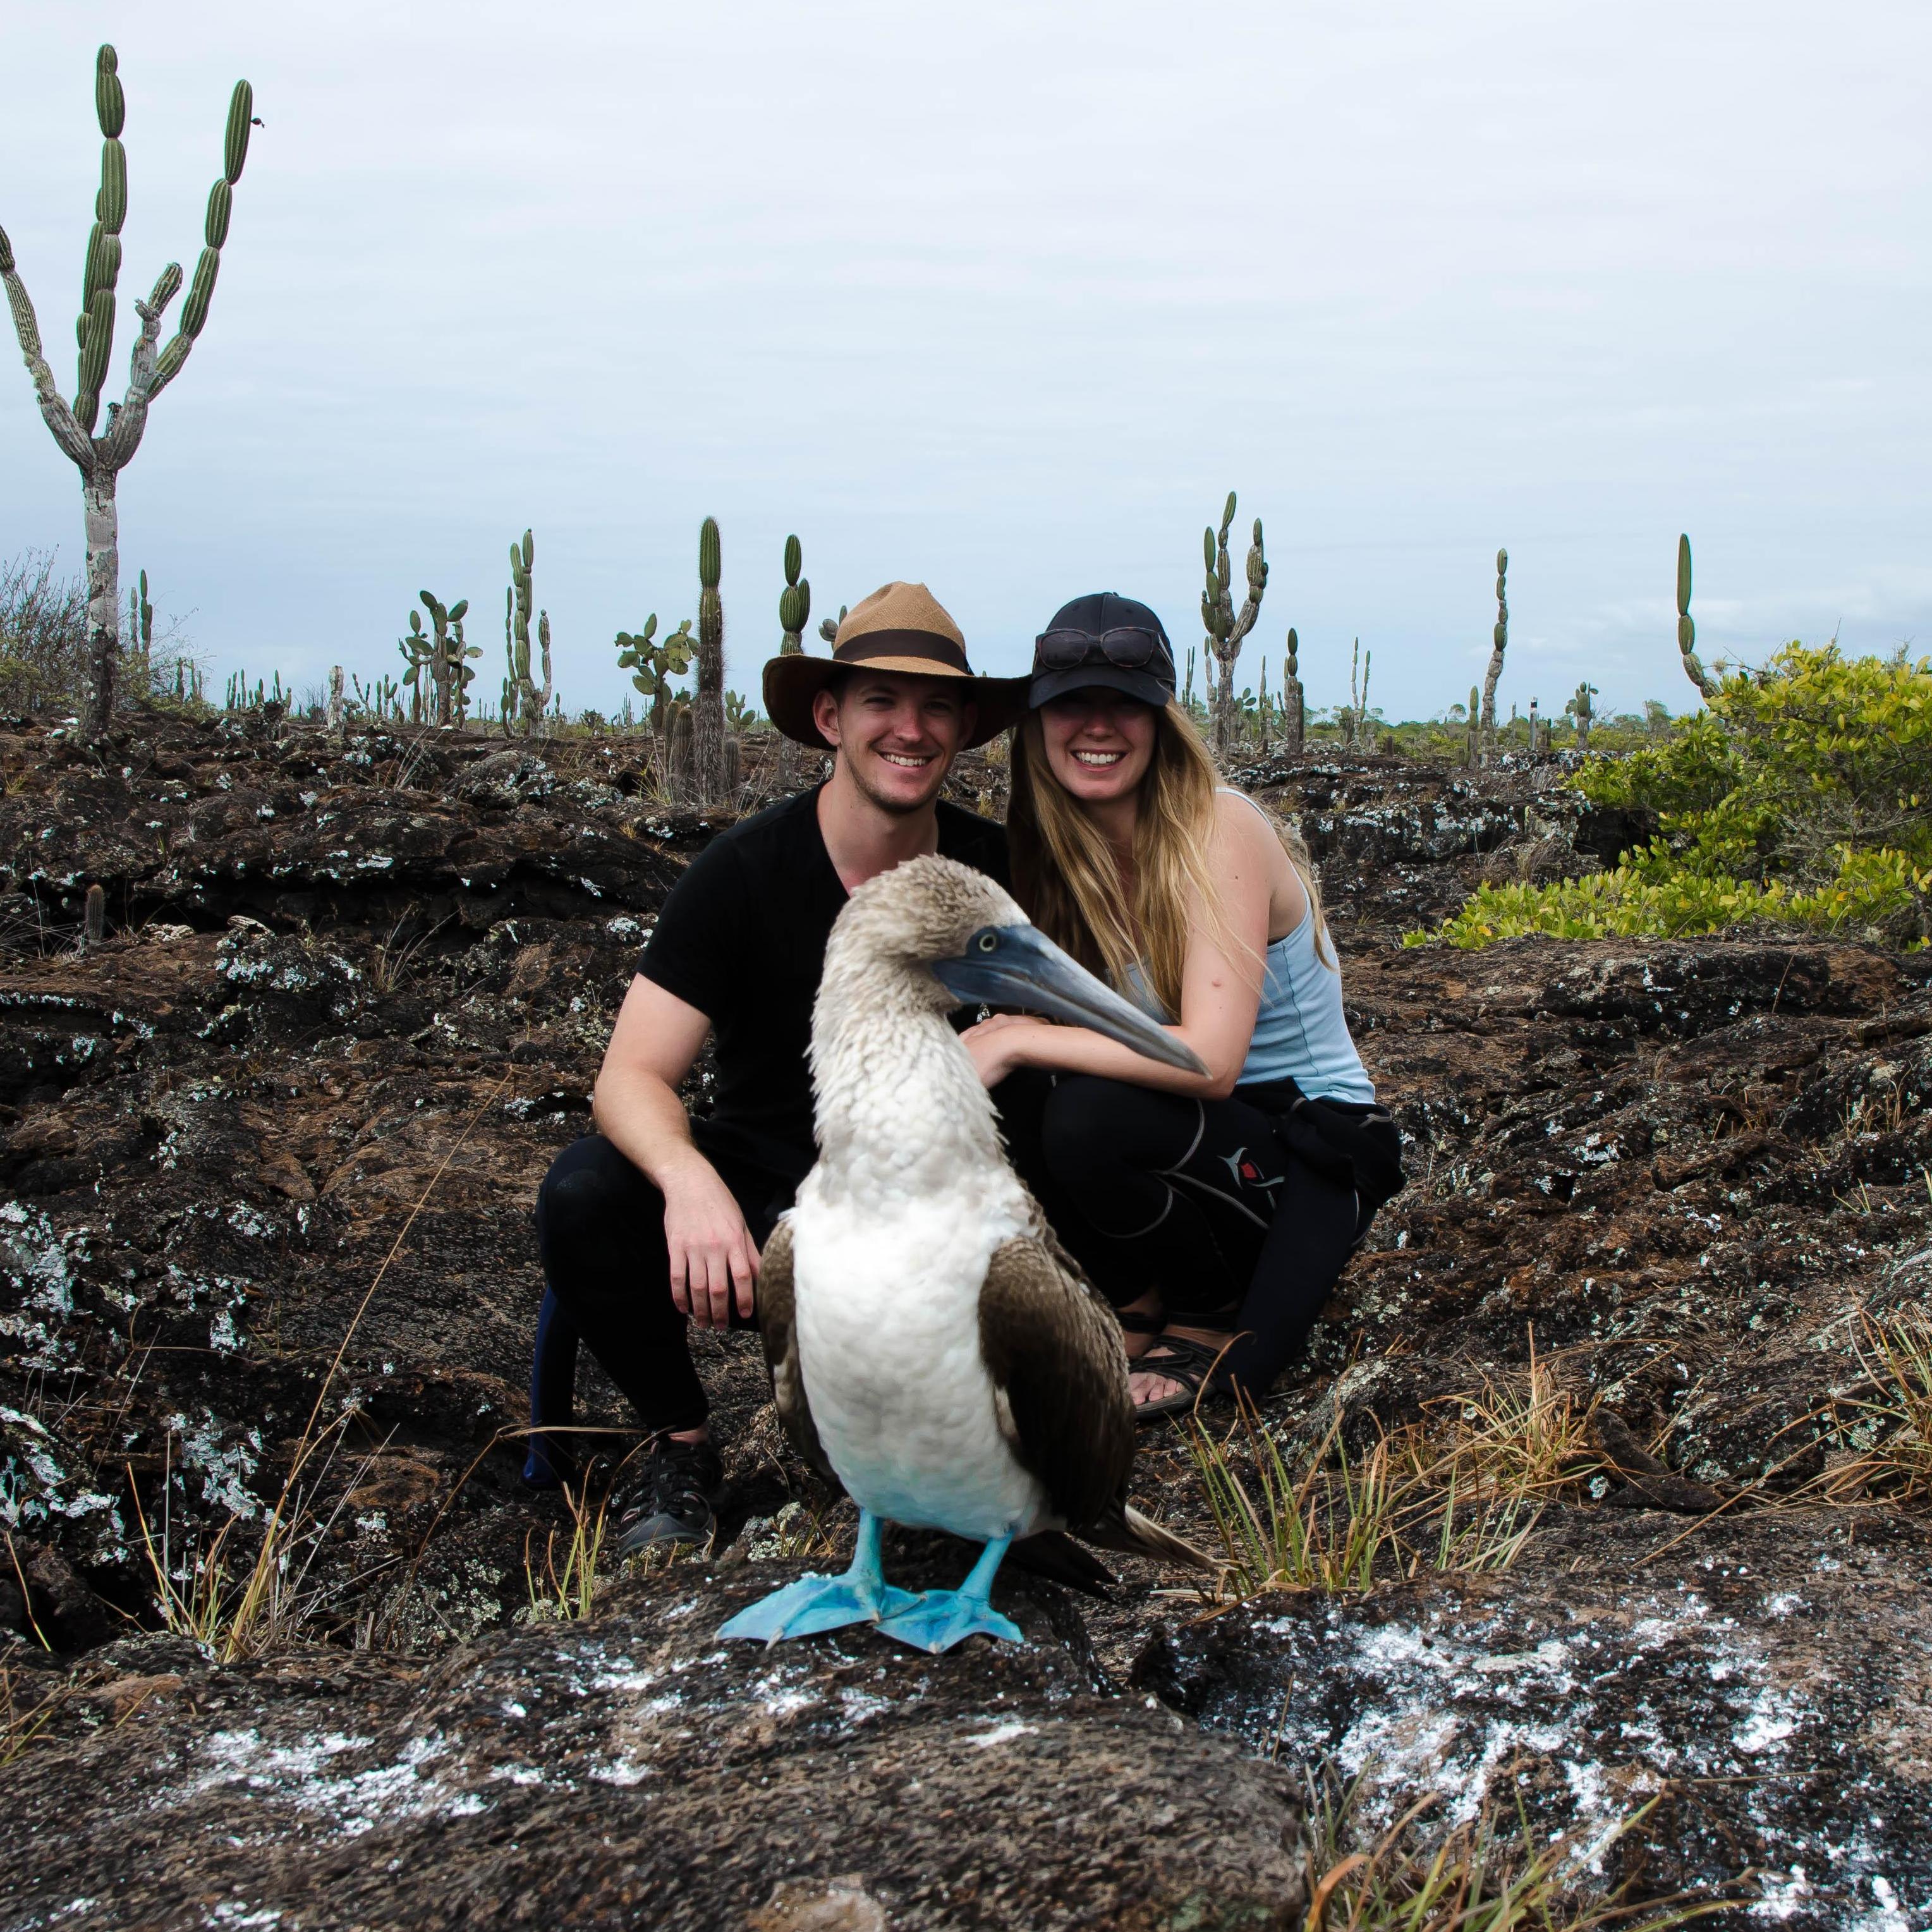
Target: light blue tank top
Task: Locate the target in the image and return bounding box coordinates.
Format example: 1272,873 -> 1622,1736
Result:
1126,791 -> 1376,1105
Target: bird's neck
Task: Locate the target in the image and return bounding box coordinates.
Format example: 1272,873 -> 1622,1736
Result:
810,971 -> 1005,1194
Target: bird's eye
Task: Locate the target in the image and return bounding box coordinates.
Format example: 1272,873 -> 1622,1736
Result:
976,930 -> 999,954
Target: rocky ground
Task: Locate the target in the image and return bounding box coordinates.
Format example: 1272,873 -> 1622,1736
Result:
1,707 -> 1928,1929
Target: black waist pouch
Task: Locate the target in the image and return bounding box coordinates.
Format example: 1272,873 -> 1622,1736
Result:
1237,1076 -> 1407,1220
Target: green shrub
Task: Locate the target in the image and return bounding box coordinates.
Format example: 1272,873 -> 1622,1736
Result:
1413,643 -> 1932,949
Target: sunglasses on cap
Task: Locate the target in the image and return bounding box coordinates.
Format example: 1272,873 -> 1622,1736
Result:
1033,626 -> 1169,670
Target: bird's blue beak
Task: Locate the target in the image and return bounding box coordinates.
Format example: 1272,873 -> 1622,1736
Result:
933,923 -> 1208,1075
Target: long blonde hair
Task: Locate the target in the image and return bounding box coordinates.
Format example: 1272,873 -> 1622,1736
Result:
1007,699 -> 1334,1015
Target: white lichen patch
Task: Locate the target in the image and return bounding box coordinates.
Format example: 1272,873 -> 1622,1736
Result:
166,1409 -> 264,1520
191,1728 -> 485,1840
0,1201 -> 78,1368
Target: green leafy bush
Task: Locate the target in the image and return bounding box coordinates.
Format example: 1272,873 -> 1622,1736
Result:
1413,643 -> 1932,949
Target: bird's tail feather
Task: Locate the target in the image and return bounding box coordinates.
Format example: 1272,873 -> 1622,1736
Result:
1083,1504 -> 1218,1574
1009,1529 -> 1117,1598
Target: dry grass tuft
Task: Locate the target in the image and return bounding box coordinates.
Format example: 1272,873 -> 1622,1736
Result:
1835,1306 -> 1932,1503
1187,1334 -> 1612,1601
1299,1765 -> 1732,1931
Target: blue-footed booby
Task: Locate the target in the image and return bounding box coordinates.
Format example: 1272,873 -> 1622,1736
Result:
719,854 -> 1213,1655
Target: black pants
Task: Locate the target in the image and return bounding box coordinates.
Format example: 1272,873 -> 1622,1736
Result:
536,1131 -> 795,1435
537,1081 -> 1057,1438
1019,1073 -> 1371,1398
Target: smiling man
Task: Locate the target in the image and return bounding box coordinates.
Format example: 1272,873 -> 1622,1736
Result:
536,583 -> 1027,1549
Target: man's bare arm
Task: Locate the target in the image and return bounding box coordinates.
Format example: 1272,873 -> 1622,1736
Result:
592,975 -> 758,1330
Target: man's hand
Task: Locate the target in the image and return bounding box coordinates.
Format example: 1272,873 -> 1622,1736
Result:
662,1158 -> 760,1329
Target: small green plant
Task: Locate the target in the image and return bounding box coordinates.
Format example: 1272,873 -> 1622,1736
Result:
1185,1402 -> 1400,1595
523,1480 -> 609,1622
1416,641 -> 1932,949
224,667 -> 284,712
725,690 -> 756,732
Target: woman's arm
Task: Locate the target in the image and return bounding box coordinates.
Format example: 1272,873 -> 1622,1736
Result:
964,794 -> 1299,1100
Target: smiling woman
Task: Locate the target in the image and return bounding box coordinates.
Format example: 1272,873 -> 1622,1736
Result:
975,592 -> 1406,1421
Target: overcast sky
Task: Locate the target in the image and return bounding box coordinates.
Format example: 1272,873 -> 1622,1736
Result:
3,2 -> 1928,720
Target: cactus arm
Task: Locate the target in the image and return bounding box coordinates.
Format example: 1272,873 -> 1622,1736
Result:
0,241 -> 95,468
92,265 -> 180,471
1227,517 -> 1267,649
147,79 -> 253,402
1675,533 -> 1713,698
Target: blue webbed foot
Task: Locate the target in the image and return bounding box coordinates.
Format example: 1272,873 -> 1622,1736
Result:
718,1571 -> 918,1642
875,1588 -> 1024,1653
718,1509 -> 918,1644
874,1534 -> 1023,1653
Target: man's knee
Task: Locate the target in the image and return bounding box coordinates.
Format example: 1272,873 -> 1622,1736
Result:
537,1136 -> 660,1269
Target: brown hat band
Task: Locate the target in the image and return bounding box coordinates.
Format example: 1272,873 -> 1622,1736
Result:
835,630 -> 973,672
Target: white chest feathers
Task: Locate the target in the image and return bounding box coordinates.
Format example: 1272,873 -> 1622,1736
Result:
787,1170 -> 1048,1542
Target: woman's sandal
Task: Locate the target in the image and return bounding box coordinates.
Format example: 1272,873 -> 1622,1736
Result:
1115,1304 -> 1167,1358
1128,1332 -> 1236,1425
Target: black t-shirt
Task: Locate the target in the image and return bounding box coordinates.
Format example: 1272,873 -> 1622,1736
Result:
637,785 -> 1009,1182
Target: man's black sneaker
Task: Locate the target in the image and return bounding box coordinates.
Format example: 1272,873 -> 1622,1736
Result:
612,1436 -> 726,1553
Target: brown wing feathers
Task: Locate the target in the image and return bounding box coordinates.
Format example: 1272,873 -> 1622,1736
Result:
976,1230 -> 1135,1530
753,1217 -> 837,1488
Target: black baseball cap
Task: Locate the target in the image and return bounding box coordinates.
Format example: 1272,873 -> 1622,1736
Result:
1027,592 -> 1177,710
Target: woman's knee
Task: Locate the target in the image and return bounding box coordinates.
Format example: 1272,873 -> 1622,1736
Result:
1039,1075 -> 1190,1185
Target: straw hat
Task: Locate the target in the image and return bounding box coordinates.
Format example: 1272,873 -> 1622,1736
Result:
762,581 -> 1028,750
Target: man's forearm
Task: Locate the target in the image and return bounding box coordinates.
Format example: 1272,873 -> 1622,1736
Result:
592,1065 -> 718,1194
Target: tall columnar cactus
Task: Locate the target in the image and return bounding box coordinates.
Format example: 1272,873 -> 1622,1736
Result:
779,535 -> 811,655
693,517 -> 727,801
1200,491 -> 1267,759
1,46 -> 256,734
1466,683 -> 1481,767
125,567 -> 152,696
1479,547 -> 1509,746
1281,626 -> 1304,751
775,535 -> 811,789
1675,533 -> 1712,699
502,530 -> 552,734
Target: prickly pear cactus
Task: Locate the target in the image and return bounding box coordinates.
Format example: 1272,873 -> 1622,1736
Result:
398,609 -> 435,723
1570,679 -> 1598,751
819,604 -> 847,645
